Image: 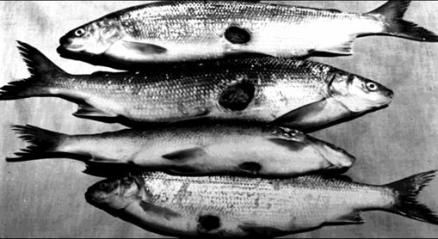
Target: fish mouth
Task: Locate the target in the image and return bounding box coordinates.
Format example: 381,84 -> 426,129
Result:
57,44 -> 83,54
58,36 -> 85,54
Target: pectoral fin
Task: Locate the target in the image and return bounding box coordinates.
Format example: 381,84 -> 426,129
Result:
73,103 -> 117,120
121,41 -> 167,55
328,211 -> 364,225
272,98 -> 350,132
268,138 -> 306,151
139,201 -> 180,220
218,80 -> 255,111
273,100 -> 328,124
162,147 -> 206,161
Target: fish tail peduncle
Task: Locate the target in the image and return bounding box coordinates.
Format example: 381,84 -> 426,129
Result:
0,41 -> 68,100
367,0 -> 438,42
385,170 -> 438,225
7,124 -> 67,162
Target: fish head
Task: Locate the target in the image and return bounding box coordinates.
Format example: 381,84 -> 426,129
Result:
271,127 -> 355,170
58,18 -> 122,57
272,70 -> 393,132
329,71 -> 393,113
85,175 -> 144,210
306,135 -> 356,171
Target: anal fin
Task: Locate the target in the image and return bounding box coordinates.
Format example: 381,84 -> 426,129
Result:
239,223 -> 287,237
73,103 -> 117,120
318,39 -> 354,56
328,211 -> 364,225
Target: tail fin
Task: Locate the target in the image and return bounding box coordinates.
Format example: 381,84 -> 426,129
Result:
368,0 -> 438,42
386,170 -> 438,225
7,125 -> 66,162
0,41 -> 67,100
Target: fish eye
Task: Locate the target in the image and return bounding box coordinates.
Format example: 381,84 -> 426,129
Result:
74,28 -> 86,37
365,82 -> 379,91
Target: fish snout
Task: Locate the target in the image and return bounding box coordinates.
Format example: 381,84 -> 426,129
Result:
59,34 -> 72,46
385,88 -> 394,99
57,36 -> 72,56
56,45 -> 67,55
58,34 -> 85,54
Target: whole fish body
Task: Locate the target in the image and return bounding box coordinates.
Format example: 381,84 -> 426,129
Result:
85,171 -> 438,238
57,0 -> 438,65
8,122 -> 355,177
1,42 -> 393,131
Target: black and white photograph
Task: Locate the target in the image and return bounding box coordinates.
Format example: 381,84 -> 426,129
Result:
1,1 -> 438,238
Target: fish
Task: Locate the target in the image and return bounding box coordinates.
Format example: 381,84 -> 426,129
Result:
57,0 -> 438,66
7,122 -> 355,177
85,170 -> 438,238
1,42 -> 393,132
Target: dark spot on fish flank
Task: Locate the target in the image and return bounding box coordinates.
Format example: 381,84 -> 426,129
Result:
218,80 -> 255,111
239,162 -> 262,174
139,201 -> 180,220
225,26 -> 252,44
198,215 -> 221,232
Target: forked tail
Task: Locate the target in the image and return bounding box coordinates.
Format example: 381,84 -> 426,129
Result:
368,0 -> 438,42
386,170 -> 438,225
0,41 -> 67,100
7,125 -> 66,162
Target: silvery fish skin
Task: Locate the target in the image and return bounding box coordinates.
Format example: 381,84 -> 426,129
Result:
85,171 -> 438,238
8,122 -> 355,177
57,1 -> 438,65
0,42 -> 393,132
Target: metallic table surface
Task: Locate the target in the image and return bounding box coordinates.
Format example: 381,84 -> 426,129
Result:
1,1 -> 438,238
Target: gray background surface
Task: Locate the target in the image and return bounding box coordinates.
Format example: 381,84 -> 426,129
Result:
1,1 -> 438,238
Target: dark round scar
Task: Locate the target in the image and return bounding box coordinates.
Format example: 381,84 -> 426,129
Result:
198,215 -> 221,231
225,26 -> 252,44
218,80 -> 255,111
